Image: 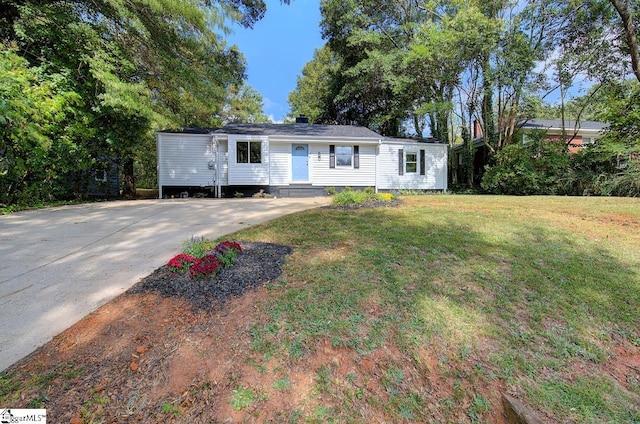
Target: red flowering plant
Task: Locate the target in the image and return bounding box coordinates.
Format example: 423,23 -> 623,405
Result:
189,254 -> 222,279
213,241 -> 243,268
167,238 -> 243,279
167,253 -> 196,273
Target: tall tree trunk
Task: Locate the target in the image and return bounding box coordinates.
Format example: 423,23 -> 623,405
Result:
610,0 -> 640,83
122,156 -> 136,199
481,57 -> 496,155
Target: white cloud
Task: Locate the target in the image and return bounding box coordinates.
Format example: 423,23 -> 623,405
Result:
267,114 -> 284,124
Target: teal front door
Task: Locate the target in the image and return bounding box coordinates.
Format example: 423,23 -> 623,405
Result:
292,144 -> 309,181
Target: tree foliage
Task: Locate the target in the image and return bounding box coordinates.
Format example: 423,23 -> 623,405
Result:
481,129 -> 572,195
0,0 -> 269,205
287,0 -> 639,195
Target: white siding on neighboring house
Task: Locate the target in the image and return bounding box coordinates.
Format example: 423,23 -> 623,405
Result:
157,133 -> 216,188
227,135 -> 270,185
269,142 -> 291,186
377,143 -> 447,190
310,143 -> 377,187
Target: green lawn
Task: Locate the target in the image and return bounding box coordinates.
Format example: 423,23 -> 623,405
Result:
234,195 -> 640,423
2,195 -> 638,423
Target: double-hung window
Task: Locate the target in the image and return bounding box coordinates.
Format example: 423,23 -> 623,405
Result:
399,149 -> 426,175
237,141 -> 262,164
405,152 -> 418,173
329,145 -> 360,169
336,146 -> 352,167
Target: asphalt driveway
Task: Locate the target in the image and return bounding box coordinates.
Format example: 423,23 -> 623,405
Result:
0,197 -> 329,371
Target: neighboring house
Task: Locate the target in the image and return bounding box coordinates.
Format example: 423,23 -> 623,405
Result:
519,119 -> 607,153
86,157 -> 120,197
66,157 -> 120,198
156,120 -> 448,198
452,118 -> 607,186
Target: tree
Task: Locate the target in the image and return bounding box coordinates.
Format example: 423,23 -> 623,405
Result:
221,84 -> 271,124
609,0 -> 640,82
0,45 -> 86,205
0,0 -> 266,202
288,45 -> 342,124
317,0 -> 426,136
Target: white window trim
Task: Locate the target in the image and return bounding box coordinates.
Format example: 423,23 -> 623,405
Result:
94,169 -> 108,182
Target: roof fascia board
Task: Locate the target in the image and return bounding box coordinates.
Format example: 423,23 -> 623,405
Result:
252,134 -> 381,144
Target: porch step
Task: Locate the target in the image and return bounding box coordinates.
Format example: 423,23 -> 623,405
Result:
273,184 -> 326,198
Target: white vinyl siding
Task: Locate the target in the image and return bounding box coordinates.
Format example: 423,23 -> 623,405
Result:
311,143 -> 376,186
228,135 -> 269,185
157,134 -> 216,187
158,130 -> 448,195
377,143 -> 447,190
269,142 -> 291,185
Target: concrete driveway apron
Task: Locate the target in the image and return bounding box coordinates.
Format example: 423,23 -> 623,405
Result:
0,197 -> 329,371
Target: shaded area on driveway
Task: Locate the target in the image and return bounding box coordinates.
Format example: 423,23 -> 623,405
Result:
0,197 -> 329,371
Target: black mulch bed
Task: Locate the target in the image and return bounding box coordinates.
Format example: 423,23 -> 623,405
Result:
127,241 -> 292,310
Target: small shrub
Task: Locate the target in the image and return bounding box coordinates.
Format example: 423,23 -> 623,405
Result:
169,239 -> 243,279
182,235 -> 217,258
333,190 -> 369,206
189,254 -> 222,279
167,253 -> 196,273
325,186 -> 336,196
252,189 -> 271,198
234,191 -> 245,198
378,192 -> 395,201
364,186 -> 375,195
214,241 -> 243,267
332,189 -> 395,206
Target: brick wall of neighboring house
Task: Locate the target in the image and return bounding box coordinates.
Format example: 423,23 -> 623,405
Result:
545,134 -> 584,154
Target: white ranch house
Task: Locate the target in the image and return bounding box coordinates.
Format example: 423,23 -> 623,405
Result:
156,122 -> 447,198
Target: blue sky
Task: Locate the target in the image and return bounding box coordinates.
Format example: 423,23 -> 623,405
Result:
227,0 -> 324,122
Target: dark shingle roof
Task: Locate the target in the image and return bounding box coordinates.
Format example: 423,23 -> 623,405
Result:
158,128 -> 214,134
214,123 -> 382,138
383,136 -> 442,144
521,119 -> 607,131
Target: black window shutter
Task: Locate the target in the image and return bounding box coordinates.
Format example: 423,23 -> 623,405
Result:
398,149 -> 404,175
354,145 -> 360,169
420,149 -> 425,175
329,145 -> 335,168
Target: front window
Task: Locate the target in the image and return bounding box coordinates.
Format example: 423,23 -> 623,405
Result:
406,152 -> 417,173
237,141 -> 262,164
94,169 -> 107,182
336,146 -> 352,167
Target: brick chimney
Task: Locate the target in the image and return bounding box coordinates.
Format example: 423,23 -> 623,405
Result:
473,119 -> 482,139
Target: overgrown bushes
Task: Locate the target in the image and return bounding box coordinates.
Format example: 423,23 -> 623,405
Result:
481,129 -> 640,197
481,130 -> 572,195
